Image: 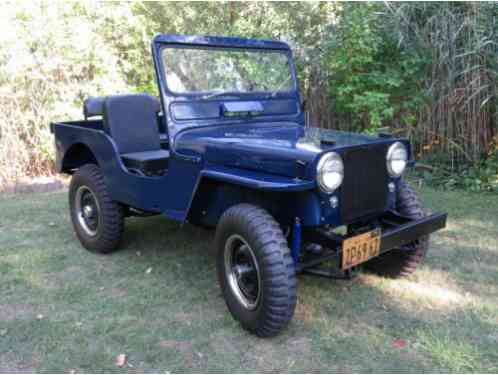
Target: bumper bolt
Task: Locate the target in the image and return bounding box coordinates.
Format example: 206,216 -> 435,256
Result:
330,196 -> 338,208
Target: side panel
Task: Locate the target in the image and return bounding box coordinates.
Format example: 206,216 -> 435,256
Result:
53,123 -> 201,220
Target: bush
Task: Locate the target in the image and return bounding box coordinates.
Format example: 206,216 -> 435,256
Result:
0,3 -> 129,185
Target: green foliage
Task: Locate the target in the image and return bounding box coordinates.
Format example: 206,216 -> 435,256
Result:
0,2 -> 128,183
0,1 -> 496,194
324,3 -> 428,132
413,142 -> 498,192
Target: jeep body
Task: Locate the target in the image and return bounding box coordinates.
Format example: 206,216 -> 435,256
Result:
51,35 -> 447,336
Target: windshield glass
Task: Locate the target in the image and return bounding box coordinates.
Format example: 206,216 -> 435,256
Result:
161,46 -> 294,95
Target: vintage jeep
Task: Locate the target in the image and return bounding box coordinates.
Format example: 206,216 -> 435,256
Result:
51,34 -> 447,337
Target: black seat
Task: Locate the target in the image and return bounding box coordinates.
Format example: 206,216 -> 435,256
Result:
83,97 -> 105,119
102,94 -> 169,176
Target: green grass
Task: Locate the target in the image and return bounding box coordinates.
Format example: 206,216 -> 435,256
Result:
0,186 -> 497,372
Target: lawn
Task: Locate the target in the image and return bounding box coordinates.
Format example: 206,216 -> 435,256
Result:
0,186 -> 497,373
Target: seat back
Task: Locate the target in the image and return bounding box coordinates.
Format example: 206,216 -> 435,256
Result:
103,94 -> 161,154
83,97 -> 105,119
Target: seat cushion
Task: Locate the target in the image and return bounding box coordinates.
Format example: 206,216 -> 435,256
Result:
121,149 -> 170,175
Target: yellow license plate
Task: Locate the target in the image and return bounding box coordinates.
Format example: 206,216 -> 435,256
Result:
341,229 -> 381,270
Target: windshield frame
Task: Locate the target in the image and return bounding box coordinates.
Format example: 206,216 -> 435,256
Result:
158,44 -> 299,99
151,35 -> 304,143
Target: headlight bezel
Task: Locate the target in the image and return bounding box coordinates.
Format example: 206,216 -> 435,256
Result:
316,152 -> 344,193
386,141 -> 408,178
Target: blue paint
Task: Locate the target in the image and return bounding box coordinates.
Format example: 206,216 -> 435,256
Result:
291,218 -> 302,263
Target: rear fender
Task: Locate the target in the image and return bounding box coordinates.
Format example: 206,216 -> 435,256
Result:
60,143 -> 99,173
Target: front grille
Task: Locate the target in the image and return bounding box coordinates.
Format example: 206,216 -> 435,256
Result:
340,145 -> 388,223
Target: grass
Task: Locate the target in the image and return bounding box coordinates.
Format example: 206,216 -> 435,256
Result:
0,186 -> 497,372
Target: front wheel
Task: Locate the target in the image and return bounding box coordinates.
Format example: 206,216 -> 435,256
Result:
215,204 -> 297,337
69,164 -> 124,253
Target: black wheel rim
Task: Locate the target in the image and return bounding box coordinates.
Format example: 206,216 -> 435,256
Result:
75,186 -> 100,237
224,234 -> 261,310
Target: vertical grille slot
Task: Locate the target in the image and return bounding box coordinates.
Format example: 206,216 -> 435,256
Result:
340,145 -> 388,223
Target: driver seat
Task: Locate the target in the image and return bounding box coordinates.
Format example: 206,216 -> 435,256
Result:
102,94 -> 169,176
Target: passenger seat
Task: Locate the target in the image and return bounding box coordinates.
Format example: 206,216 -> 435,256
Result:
102,94 -> 169,176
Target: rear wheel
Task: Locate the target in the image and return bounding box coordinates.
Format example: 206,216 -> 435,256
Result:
364,181 -> 429,278
216,204 -> 297,337
69,164 -> 124,253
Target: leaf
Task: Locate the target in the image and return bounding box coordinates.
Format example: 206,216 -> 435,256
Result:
145,267 -> 152,274
392,339 -> 407,349
115,354 -> 127,367
36,314 -> 44,320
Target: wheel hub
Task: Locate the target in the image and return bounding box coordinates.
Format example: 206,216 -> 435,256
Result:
83,205 -> 94,218
224,235 -> 261,310
75,186 -> 100,237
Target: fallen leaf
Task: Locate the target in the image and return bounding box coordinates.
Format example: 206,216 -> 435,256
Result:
0,329 -> 8,336
48,222 -> 56,227
75,322 -> 83,327
36,314 -> 44,320
136,251 -> 142,256
392,339 -> 407,349
145,267 -> 152,274
116,354 -> 127,367
69,370 -> 76,374
99,287 -> 105,291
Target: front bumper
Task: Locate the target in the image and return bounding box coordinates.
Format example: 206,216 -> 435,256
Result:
298,211 -> 447,273
378,211 -> 446,254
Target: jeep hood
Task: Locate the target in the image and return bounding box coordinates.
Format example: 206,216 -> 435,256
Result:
174,122 -> 383,179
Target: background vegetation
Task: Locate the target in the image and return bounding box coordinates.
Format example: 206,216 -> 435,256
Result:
1,2 -> 497,191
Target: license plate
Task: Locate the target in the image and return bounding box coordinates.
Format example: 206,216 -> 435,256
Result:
341,229 -> 381,270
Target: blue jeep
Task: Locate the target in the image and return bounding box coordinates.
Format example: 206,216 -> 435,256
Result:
51,34 -> 447,337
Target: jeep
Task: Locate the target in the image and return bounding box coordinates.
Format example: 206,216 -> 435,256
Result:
51,34 -> 447,337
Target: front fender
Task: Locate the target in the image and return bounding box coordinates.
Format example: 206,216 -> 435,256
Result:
200,164 -> 315,192
186,165 -> 319,227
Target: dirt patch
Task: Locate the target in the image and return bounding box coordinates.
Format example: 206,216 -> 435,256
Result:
0,175 -> 68,194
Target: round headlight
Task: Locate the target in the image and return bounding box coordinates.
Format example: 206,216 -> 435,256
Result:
387,142 -> 408,177
317,152 -> 344,192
